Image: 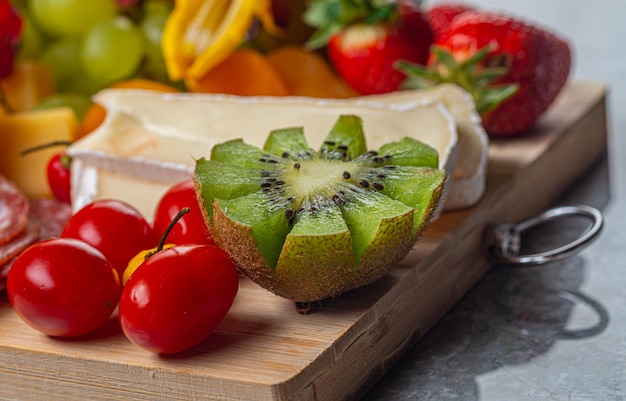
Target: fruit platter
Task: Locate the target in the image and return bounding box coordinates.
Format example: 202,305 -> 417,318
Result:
0,1 -> 609,400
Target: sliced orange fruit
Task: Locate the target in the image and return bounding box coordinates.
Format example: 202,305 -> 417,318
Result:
79,104 -> 107,139
185,47 -> 290,96
110,78 -> 181,92
266,46 -> 358,98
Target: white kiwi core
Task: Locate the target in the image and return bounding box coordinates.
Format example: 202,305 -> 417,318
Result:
283,158 -> 359,200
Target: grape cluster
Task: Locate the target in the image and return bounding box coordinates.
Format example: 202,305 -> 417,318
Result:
12,0 -> 175,106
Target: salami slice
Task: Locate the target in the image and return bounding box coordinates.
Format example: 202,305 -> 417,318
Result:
0,221 -> 40,267
28,198 -> 72,240
0,175 -> 29,245
0,198 -> 72,292
0,223 -> 40,292
0,258 -> 12,292
0,259 -> 11,280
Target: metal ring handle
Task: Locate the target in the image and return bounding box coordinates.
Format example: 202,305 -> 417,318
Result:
484,204 -> 604,266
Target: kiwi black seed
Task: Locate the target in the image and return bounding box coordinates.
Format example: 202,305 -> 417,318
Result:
194,115 -> 446,304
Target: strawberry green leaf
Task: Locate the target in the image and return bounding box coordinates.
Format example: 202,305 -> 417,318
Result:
303,0 -> 334,27
304,0 -> 400,48
396,60 -> 442,88
365,3 -> 396,24
458,45 -> 491,73
474,67 -> 509,88
305,23 -> 343,49
478,84 -> 519,113
398,45 -> 519,114
431,47 -> 457,74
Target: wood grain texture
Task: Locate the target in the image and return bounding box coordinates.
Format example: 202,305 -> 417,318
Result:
0,81 -> 608,401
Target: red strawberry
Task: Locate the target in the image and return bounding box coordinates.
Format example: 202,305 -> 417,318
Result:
400,11 -> 572,136
305,0 -> 433,95
427,3 -> 475,39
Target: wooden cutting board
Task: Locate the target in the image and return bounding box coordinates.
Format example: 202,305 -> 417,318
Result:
0,81 -> 608,401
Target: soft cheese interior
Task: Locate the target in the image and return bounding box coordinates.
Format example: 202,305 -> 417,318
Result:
68,89 -> 459,220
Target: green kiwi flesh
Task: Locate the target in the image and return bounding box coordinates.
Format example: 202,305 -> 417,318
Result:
195,114 -> 446,302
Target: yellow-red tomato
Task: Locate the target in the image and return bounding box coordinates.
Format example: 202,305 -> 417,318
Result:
122,243 -> 175,285
119,244 -> 239,354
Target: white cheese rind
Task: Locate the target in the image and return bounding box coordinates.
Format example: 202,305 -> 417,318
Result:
68,89 -> 459,219
356,84 -> 488,210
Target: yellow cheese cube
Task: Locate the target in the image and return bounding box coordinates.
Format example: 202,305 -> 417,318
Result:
0,107 -> 78,198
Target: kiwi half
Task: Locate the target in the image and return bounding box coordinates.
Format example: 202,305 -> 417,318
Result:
194,115 -> 446,303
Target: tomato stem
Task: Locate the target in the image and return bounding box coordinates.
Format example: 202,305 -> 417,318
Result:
151,207 -> 191,257
20,140 -> 73,156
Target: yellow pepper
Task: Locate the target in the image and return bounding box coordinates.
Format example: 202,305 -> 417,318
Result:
162,0 -> 282,82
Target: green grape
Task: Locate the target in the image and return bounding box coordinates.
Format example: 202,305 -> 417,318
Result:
141,56 -> 168,82
142,0 -> 172,18
80,17 -> 144,85
30,0 -> 117,38
58,70 -> 109,97
39,37 -> 82,85
140,12 -> 167,61
135,54 -> 184,90
35,93 -> 92,121
17,13 -> 44,60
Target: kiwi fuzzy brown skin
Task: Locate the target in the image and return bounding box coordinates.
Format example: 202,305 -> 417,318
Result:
194,115 -> 445,304
206,189 -> 438,303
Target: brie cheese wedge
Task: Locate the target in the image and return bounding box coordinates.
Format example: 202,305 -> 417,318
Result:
68,89 -> 459,220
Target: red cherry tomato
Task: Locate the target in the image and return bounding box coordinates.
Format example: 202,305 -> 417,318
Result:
6,238 -> 121,337
61,199 -> 155,279
47,152 -> 71,204
119,244 -> 239,354
153,179 -> 214,246
20,141 -> 72,203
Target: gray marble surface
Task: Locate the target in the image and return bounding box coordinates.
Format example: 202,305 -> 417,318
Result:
365,1 -> 626,400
